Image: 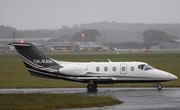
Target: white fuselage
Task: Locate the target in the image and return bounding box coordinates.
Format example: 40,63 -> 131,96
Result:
58,61 -> 177,83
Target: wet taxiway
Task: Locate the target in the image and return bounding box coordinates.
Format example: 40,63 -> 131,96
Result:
0,87 -> 180,110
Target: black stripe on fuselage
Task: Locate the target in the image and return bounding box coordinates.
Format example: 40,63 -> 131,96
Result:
94,80 -> 170,84
23,61 -> 79,77
27,67 -> 82,82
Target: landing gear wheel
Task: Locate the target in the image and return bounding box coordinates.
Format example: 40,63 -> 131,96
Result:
157,84 -> 163,90
87,84 -> 97,91
87,84 -> 94,91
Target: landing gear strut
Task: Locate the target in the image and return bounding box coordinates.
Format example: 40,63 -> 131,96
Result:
157,83 -> 163,90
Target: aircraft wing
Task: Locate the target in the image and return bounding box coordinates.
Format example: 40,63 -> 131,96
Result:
71,76 -> 113,83
73,77 -> 112,80
85,72 -> 113,77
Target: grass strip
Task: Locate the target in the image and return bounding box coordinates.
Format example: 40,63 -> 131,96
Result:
0,93 -> 123,110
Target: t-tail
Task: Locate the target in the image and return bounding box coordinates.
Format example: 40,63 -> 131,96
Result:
8,42 -> 62,79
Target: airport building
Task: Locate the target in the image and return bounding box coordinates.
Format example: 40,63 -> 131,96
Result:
0,37 -> 103,52
39,38 -> 102,52
0,44 -> 10,52
151,39 -> 180,49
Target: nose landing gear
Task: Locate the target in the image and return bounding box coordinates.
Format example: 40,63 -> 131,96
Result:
157,83 -> 163,90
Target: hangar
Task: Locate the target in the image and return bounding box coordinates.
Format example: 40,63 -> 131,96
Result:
0,44 -> 10,52
41,38 -> 102,52
151,39 -> 180,49
0,37 -> 103,52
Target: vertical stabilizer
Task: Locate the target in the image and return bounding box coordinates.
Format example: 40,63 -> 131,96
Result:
8,42 -> 61,78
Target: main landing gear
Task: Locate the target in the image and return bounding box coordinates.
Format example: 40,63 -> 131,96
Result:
87,80 -> 97,91
157,83 -> 163,90
87,84 -> 97,91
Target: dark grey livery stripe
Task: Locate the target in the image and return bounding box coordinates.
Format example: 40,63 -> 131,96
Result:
19,54 -> 59,73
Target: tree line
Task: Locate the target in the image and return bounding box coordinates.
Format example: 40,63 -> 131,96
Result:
0,22 -> 180,44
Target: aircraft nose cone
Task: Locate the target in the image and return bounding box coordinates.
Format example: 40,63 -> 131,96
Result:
169,74 -> 178,80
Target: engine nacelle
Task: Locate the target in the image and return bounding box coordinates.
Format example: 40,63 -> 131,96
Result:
59,65 -> 87,76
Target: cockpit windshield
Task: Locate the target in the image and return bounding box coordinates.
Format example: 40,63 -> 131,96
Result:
138,64 -> 146,70
144,65 -> 154,70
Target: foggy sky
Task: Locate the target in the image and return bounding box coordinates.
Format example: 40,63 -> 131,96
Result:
0,0 -> 180,30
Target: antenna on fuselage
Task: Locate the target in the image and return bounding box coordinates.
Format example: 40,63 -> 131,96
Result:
108,59 -> 112,62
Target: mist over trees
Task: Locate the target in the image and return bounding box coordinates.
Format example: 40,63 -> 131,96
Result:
143,30 -> 178,43
0,25 -> 24,38
80,22 -> 180,42
0,22 -> 180,44
71,29 -> 101,42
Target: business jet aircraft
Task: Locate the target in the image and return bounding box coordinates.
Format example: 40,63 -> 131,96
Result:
8,42 -> 178,90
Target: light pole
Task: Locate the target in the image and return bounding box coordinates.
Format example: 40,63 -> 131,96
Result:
139,31 -> 141,50
82,34 -> 85,49
13,32 -> 15,42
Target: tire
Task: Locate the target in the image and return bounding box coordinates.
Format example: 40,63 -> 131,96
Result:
157,84 -> 163,90
87,84 -> 94,91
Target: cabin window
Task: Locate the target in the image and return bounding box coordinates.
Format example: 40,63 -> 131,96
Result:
138,64 -> 146,70
122,67 -> 125,71
131,66 -> 134,71
112,67 -> 116,72
96,67 -> 100,72
104,67 -> 108,72
145,65 -> 154,70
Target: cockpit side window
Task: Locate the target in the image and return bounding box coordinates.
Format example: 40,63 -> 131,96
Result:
145,65 -> 154,70
138,64 -> 146,70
